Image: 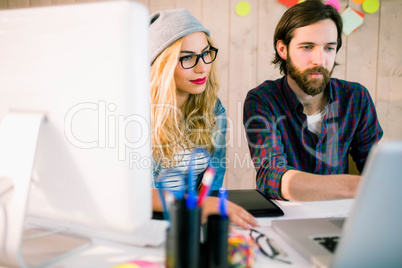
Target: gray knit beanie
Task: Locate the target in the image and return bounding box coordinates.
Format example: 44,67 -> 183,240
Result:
149,8 -> 210,65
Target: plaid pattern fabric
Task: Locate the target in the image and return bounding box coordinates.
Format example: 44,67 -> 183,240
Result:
243,76 -> 383,200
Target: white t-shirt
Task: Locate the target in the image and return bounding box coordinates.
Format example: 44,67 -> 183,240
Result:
306,110 -> 326,137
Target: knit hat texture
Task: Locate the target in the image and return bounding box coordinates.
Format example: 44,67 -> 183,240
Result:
149,8 -> 210,64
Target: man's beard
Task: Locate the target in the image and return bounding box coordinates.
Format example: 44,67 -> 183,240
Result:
286,56 -> 333,96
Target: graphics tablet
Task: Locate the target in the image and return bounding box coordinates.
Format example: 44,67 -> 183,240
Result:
210,189 -> 284,217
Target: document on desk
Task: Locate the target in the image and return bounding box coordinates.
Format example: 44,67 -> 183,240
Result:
276,199 -> 353,219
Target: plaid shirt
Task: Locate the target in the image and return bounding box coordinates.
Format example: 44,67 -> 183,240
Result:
243,76 -> 383,200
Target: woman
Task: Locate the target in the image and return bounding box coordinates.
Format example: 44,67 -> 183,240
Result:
149,8 -> 257,229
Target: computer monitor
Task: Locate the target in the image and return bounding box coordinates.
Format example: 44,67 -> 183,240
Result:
0,1 -> 151,266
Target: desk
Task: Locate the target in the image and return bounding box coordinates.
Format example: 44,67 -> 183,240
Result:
46,199 -> 354,268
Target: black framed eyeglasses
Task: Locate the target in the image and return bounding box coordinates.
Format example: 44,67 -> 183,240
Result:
178,47 -> 218,69
249,229 -> 292,264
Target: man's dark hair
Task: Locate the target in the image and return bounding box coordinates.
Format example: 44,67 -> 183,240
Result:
272,0 -> 343,75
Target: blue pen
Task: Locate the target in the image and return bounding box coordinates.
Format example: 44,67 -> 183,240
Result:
218,187 -> 228,218
155,169 -> 186,221
157,187 -> 170,222
186,148 -> 209,209
186,153 -> 197,209
155,172 -> 173,222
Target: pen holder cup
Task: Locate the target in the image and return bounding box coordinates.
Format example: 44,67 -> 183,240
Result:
165,203 -> 201,268
206,214 -> 229,268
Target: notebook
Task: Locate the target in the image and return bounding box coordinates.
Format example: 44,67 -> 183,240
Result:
211,189 -> 284,217
153,189 -> 284,220
272,141 -> 402,268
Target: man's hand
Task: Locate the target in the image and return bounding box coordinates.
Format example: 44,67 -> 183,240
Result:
281,170 -> 361,201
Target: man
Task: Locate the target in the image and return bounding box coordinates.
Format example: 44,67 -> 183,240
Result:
243,0 -> 383,201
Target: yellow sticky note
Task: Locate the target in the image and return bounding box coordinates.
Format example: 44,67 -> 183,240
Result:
352,0 -> 365,4
362,0 -> 379,14
341,7 -> 364,35
235,1 -> 251,17
112,264 -> 139,268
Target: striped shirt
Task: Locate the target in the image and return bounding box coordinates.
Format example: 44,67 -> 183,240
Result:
153,149 -> 209,191
243,76 -> 383,200
152,98 -> 227,191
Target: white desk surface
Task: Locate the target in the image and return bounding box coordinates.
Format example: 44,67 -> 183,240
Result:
48,199 -> 354,268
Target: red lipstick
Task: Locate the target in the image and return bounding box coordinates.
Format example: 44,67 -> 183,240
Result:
190,77 -> 206,85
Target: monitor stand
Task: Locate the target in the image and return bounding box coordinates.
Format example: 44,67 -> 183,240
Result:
0,112 -> 91,268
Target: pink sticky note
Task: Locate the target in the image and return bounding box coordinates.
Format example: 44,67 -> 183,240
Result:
325,0 -> 341,12
113,260 -> 160,268
128,260 -> 160,268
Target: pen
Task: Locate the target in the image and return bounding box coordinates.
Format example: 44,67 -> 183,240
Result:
196,167 -> 216,207
186,149 -> 206,209
186,190 -> 197,209
158,187 -> 170,222
218,187 -> 228,218
164,190 -> 175,226
156,169 -> 185,220
186,163 -> 197,209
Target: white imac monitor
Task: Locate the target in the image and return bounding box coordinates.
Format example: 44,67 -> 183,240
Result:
0,1 -> 151,266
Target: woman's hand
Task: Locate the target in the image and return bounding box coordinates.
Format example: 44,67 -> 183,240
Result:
201,196 -> 259,229
153,188 -> 259,229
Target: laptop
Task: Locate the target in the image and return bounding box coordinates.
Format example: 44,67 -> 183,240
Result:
272,141 -> 402,268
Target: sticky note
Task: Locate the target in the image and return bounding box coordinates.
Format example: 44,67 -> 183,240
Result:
353,8 -> 365,19
113,264 -> 139,268
352,0 -> 365,4
362,0 -> 379,14
235,1 -> 251,17
112,260 -> 159,268
325,0 -> 341,12
278,0 -> 299,8
341,7 -> 364,35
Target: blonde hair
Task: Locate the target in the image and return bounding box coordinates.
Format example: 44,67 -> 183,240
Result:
151,35 -> 219,167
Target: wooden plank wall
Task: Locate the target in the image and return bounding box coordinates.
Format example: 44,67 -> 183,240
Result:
1,0 -> 401,190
